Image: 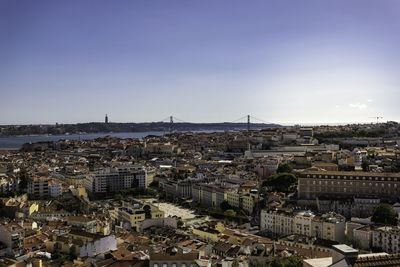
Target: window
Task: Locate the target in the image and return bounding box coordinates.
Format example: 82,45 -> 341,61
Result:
163,264 -> 167,267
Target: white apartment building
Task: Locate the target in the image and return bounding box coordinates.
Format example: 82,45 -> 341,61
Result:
261,209 -> 345,242
372,226 -> 400,254
293,211 -> 314,237
79,235 -> 117,258
161,179 -> 192,199
84,165 -> 147,194
261,209 -> 294,237
0,223 -> 24,257
352,225 -> 372,250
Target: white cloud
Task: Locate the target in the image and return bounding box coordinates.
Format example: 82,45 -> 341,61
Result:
367,99 -> 373,103
349,103 -> 367,110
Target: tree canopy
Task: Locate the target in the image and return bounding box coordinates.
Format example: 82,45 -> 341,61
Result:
263,173 -> 297,193
18,167 -> 30,191
270,255 -> 303,267
277,163 -> 293,174
372,204 -> 398,226
220,200 -> 234,211
224,209 -> 237,219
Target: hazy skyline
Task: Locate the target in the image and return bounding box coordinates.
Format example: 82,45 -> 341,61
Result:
1,0 -> 399,125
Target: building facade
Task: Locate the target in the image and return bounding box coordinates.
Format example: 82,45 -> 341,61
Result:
261,209 -> 345,242
27,178 -> 50,199
298,170 -> 400,200
84,165 -> 147,194
0,223 -> 24,257
111,200 -> 164,231
372,226 -> 400,254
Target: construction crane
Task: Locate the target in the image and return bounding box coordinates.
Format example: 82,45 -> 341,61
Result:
369,116 -> 383,124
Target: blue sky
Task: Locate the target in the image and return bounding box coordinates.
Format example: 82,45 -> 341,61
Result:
0,0 -> 399,125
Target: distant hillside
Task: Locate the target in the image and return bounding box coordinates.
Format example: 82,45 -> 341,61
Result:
0,122 -> 281,136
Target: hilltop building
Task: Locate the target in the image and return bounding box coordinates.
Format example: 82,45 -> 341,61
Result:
84,165 -> 147,195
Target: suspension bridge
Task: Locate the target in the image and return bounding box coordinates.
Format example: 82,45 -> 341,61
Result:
157,114 -> 274,134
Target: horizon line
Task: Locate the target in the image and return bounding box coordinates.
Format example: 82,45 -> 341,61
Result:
0,120 -> 397,127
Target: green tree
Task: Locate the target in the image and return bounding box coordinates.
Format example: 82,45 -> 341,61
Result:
372,204 -> 398,226
270,258 -> 283,267
18,167 -> 30,191
115,193 -> 123,201
269,256 -> 302,267
263,173 -> 297,193
277,163 -> 293,174
285,255 -> 303,267
149,180 -> 159,188
220,200 -> 233,211
224,209 -> 237,220
0,201 -> 7,218
143,205 -> 152,219
69,246 -> 77,260
361,160 -> 370,172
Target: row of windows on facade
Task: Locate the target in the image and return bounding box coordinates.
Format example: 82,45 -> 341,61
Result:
308,180 -> 398,187
306,175 -> 399,181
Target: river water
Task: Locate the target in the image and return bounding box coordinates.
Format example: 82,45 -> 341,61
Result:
0,131 -> 165,150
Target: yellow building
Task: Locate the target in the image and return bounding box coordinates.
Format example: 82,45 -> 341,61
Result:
226,190 -> 257,214
192,227 -> 220,242
226,190 -> 240,209
76,187 -> 88,198
114,201 -> 164,231
215,222 -> 225,232
96,220 -> 111,235
29,202 -> 39,215
192,221 -> 225,242
241,194 -> 256,214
